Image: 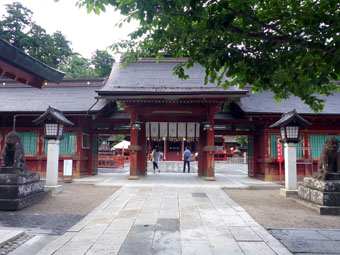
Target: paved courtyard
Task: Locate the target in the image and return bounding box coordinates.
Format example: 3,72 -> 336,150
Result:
2,162 -> 339,254
37,185 -> 290,255
81,162 -> 276,189
36,163 -> 291,255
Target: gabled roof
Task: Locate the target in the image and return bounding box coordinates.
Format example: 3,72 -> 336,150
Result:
33,106 -> 74,126
269,109 -> 311,128
98,57 -> 248,100
240,90 -> 340,115
0,78 -> 106,113
0,38 -> 65,89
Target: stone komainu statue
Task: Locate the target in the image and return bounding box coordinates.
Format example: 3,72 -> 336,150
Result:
1,131 -> 27,171
314,136 -> 340,180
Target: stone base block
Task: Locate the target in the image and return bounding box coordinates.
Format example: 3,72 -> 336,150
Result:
0,167 -> 50,211
205,176 -> 216,181
289,196 -> 340,215
0,172 -> 41,185
0,190 -> 51,211
298,178 -> 340,206
280,188 -> 298,197
128,176 -> 139,180
45,185 -> 63,194
0,167 -> 28,175
313,172 -> 340,180
303,177 -> 340,192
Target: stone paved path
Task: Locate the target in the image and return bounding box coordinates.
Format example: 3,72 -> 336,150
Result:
81,163 -> 277,189
37,185 -> 291,255
269,228 -> 340,254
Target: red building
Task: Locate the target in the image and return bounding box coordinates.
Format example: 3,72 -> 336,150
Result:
0,78 -> 113,178
1,57 -> 339,181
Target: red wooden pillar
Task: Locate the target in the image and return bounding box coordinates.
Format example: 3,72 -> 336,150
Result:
138,122 -> 147,175
198,130 -> 205,176
304,132 -> 312,176
148,137 -> 151,161
181,140 -> 184,160
264,132 -> 271,180
75,129 -> 82,178
88,133 -> 94,176
129,109 -> 139,179
205,104 -> 215,180
164,139 -> 167,160
253,134 -> 260,177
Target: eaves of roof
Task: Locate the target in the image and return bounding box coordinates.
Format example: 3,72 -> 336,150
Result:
0,38 -> 65,88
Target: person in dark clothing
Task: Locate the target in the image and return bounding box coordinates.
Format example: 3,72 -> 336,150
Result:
183,146 -> 191,173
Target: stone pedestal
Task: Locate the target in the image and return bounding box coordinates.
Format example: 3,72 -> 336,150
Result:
0,167 -> 51,211
298,174 -> 340,215
280,143 -> 298,197
46,139 -> 59,186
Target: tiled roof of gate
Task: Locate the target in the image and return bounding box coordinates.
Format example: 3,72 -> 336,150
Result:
239,89 -> 340,115
0,78 -> 106,113
98,58 -> 248,98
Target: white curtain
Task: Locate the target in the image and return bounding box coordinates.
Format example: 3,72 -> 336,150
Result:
169,122 -> 177,137
145,122 -> 150,138
196,123 -> 200,138
187,123 -> 195,138
178,122 -> 186,138
151,122 -> 159,138
159,122 -> 168,138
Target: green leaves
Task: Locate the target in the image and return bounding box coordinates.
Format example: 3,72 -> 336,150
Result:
1,2 -> 114,78
91,50 -> 115,77
74,0 -> 339,112
1,2 -> 73,69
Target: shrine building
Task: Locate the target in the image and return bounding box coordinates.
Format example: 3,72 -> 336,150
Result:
1,56 -> 340,181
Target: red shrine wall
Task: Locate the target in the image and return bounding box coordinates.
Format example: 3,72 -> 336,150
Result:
252,117 -> 340,181
0,116 -> 104,179
1,110 -> 339,181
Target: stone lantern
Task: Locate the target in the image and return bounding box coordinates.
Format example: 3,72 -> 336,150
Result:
33,107 -> 74,193
270,109 -> 311,197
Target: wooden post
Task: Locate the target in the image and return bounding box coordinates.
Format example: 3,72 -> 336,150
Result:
198,130 -> 205,176
138,122 -> 146,175
205,104 -> 216,181
128,109 -> 139,179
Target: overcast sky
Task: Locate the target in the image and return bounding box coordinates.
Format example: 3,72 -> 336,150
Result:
0,0 -> 138,59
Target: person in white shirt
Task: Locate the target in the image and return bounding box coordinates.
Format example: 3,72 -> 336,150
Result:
151,145 -> 161,174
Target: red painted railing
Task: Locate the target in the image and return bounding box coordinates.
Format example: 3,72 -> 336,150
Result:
124,155 -> 130,162
98,155 -> 125,168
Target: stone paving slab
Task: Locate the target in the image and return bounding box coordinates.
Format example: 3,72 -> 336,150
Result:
269,228 -> 340,254
0,229 -> 24,246
76,163 -> 276,189
37,186 -> 292,255
318,229 -> 340,241
280,239 -> 340,254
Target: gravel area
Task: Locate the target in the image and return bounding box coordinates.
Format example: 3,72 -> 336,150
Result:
224,189 -> 340,229
15,183 -> 119,215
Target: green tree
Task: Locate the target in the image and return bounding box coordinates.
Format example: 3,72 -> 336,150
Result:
235,136 -> 248,147
50,31 -> 73,67
60,54 -> 96,78
0,2 -> 73,68
112,134 -> 125,146
0,2 -> 33,50
91,50 -> 115,77
73,0 -> 340,112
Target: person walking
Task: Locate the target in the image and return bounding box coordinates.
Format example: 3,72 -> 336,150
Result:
183,146 -> 191,173
151,145 -> 161,174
